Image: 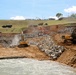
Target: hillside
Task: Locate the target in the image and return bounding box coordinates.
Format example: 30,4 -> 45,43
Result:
0,18 -> 76,33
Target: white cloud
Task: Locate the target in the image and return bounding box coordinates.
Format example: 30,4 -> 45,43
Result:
10,16 -> 25,20
49,16 -> 58,20
64,6 -> 76,13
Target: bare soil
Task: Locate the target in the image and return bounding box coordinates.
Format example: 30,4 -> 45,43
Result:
0,25 -> 76,68
54,34 -> 76,68
0,45 -> 50,60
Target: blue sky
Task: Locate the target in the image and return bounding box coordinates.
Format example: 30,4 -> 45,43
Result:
0,0 -> 76,19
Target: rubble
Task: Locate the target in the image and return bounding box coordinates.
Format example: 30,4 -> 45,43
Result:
0,36 -> 12,47
27,35 -> 65,60
38,36 -> 65,60
58,26 -> 74,33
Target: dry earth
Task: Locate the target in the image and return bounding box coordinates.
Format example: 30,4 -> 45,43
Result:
54,34 -> 76,68
0,45 -> 50,60
0,25 -> 76,68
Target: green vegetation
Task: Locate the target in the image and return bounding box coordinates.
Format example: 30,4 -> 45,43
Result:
0,20 -> 28,33
56,13 -> 63,19
69,14 -> 76,18
0,18 -> 76,33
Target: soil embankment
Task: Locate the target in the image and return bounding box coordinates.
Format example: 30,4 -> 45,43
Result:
0,25 -> 76,68
0,45 -> 76,68
57,45 -> 76,68
0,45 -> 50,60
54,33 -> 76,68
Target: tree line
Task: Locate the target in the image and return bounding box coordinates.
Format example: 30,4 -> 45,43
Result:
56,13 -> 76,20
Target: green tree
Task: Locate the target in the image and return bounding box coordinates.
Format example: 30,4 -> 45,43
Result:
70,14 -> 76,18
56,13 -> 63,19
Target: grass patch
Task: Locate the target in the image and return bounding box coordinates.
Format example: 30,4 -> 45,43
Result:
0,19 -> 76,33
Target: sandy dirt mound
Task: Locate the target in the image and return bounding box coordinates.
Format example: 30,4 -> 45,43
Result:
0,45 -> 50,60
57,46 -> 76,68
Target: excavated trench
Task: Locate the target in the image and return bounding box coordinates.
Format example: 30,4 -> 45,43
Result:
0,33 -> 75,68
0,25 -> 76,68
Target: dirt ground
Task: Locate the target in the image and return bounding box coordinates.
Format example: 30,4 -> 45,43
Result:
0,44 -> 75,68
54,34 -> 76,68
0,25 -> 76,68
57,48 -> 76,68
0,45 -> 50,60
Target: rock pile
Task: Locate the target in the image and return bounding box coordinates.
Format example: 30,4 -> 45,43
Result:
0,36 -> 12,47
28,40 -> 39,46
28,35 -> 65,60
58,27 -> 74,33
37,36 -> 65,59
